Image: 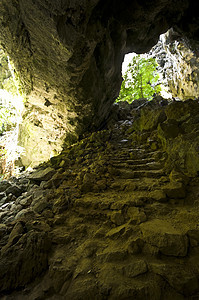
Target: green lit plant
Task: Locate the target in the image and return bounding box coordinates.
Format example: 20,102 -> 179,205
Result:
117,55 -> 161,103
0,104 -> 17,134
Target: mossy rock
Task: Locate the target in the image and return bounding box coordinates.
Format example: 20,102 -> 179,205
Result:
132,106 -> 166,132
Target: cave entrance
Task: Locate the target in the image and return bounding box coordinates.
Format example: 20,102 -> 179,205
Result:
116,29 -> 199,104
117,51 -> 172,103
0,49 -> 24,180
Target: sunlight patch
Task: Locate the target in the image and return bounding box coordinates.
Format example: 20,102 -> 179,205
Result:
0,90 -> 24,179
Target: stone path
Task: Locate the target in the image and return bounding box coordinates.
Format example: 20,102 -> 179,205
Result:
0,114 -> 199,299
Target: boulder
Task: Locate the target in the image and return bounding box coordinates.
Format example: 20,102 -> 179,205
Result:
28,167 -> 55,181
140,219 -> 188,256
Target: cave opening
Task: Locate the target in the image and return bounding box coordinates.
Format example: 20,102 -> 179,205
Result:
0,49 -> 24,180
116,29 -> 199,105
1,27 -> 199,175
1,1 -> 199,298
116,50 -> 168,104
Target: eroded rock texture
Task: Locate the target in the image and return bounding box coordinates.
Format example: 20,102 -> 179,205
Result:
0,0 -> 197,166
0,100 -> 199,299
150,29 -> 199,99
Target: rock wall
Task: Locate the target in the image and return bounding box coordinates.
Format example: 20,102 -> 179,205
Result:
0,49 -> 11,90
130,97 -> 199,177
150,29 -> 199,99
0,0 -> 197,166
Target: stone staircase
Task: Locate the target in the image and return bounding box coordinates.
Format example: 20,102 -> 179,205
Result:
47,135 -> 197,299
0,122 -> 199,299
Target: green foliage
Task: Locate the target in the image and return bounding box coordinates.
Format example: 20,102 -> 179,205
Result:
117,55 -> 161,103
0,102 -> 17,134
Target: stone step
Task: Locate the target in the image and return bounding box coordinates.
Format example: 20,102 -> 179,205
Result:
111,176 -> 169,192
72,197 -> 113,220
111,146 -> 146,152
117,169 -> 165,179
111,180 -> 160,192
72,188 -> 168,221
111,162 -> 162,171
105,153 -> 157,162
108,157 -> 156,165
140,219 -> 189,257
72,207 -> 109,220
127,157 -> 157,165
107,150 -> 163,160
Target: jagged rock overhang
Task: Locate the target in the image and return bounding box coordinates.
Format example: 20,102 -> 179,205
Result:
0,0 -> 198,166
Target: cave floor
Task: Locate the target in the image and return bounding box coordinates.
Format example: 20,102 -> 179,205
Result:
0,102 -> 199,299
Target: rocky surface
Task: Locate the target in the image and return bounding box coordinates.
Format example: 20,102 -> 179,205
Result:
129,96 -> 199,177
0,0 -> 198,166
150,29 -> 199,100
0,100 -> 199,299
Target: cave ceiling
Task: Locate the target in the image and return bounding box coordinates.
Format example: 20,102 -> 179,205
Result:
0,0 -> 199,165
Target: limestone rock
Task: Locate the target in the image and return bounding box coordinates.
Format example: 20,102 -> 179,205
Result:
122,259 -> 148,278
110,210 -> 124,225
154,100 -> 199,176
64,277 -> 99,300
149,190 -> 167,202
127,207 -> 147,224
28,167 -> 55,181
1,101 -> 199,298
153,28 -> 199,100
132,104 -> 167,132
98,248 -> 128,263
158,119 -> 180,139
0,181 -> 11,192
5,185 -> 23,197
140,219 -> 188,256
106,224 -> 126,239
187,229 -> 199,247
163,182 -> 186,199
151,263 -> 199,296
0,231 -> 51,292
169,169 -> 188,184
0,192 -> 6,200
15,208 -> 32,220
0,224 -> 7,239
33,199 -> 51,214
107,273 -> 162,300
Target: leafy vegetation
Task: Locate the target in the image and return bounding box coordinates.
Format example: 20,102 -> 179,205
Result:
116,55 -> 161,103
0,97 -> 17,135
